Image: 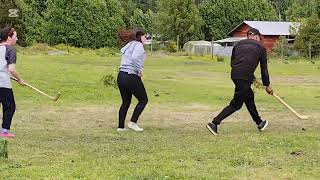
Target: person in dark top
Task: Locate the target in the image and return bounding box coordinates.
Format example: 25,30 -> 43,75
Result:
206,28 -> 273,135
0,26 -> 25,138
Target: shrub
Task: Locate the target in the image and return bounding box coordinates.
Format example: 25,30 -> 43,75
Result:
272,36 -> 290,57
102,71 -> 118,89
217,56 -> 224,62
167,42 -> 177,53
45,0 -> 124,48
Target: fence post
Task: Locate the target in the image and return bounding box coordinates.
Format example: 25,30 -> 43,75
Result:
211,37 -> 214,60
281,36 -> 284,60
309,41 -> 312,60
150,33 -> 153,55
177,35 -> 179,52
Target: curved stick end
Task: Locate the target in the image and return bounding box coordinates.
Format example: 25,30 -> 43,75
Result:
53,93 -> 61,101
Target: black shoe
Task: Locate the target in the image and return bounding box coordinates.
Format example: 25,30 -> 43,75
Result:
206,123 -> 219,135
258,120 -> 269,131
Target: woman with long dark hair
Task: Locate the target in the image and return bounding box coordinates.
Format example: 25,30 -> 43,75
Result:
116,28 -> 148,132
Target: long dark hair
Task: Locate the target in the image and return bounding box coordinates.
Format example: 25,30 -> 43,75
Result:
0,26 -> 15,43
118,28 -> 145,45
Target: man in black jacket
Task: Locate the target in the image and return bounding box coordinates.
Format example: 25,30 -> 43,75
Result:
207,28 -> 273,135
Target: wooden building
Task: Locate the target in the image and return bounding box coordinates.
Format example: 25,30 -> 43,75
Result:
227,21 -> 300,52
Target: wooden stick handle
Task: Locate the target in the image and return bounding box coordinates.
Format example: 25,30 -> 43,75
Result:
10,77 -> 55,99
273,93 -> 303,118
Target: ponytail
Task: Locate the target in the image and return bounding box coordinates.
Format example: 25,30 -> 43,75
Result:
118,29 -> 134,45
118,28 -> 145,45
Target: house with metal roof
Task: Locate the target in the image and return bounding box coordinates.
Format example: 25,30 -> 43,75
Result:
216,21 -> 300,53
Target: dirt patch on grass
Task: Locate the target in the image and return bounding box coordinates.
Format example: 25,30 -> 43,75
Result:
14,104 -> 319,133
273,76 -> 320,85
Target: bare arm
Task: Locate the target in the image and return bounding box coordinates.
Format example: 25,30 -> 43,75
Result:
8,64 -> 25,85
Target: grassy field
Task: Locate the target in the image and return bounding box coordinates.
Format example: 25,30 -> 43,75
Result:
0,54 -> 319,179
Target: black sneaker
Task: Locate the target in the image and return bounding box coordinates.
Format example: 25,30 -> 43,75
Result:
206,123 -> 219,135
258,120 -> 269,131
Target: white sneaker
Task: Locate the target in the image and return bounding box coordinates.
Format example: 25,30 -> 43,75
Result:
128,122 -> 144,132
117,128 -> 128,132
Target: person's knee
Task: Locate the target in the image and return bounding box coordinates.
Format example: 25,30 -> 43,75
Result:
6,103 -> 16,114
139,97 -> 148,105
122,100 -> 131,107
230,101 -> 243,110
234,104 -> 242,110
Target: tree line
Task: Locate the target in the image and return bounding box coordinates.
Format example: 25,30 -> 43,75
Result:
0,0 -> 319,56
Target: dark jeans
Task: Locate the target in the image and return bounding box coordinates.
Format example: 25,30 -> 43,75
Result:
117,71 -> 148,128
0,88 -> 16,130
212,79 -> 262,125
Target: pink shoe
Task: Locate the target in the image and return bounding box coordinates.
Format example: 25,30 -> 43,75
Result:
0,132 -> 15,138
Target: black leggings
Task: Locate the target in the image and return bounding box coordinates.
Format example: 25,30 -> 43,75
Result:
213,79 -> 263,125
0,88 -> 16,130
117,71 -> 148,128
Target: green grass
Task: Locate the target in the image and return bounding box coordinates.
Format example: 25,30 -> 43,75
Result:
0,54 -> 319,179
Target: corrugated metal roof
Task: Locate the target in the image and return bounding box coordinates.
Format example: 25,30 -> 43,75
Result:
214,37 -> 246,43
228,21 -> 300,36
184,41 -> 222,46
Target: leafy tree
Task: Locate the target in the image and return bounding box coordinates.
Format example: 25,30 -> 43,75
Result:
294,15 -> 320,57
272,36 -> 290,57
0,0 -> 34,46
286,0 -> 319,21
23,0 -> 48,17
15,0 -> 47,45
199,0 -> 277,41
157,0 -> 203,48
45,0 -> 125,48
119,0 -> 136,27
269,0 -> 295,21
194,0 -> 204,5
0,0 -> 21,27
129,9 -> 156,35
134,0 -> 158,13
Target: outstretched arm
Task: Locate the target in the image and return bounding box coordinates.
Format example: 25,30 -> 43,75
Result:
260,47 -> 273,94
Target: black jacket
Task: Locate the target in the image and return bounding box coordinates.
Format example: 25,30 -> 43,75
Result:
231,39 -> 270,86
